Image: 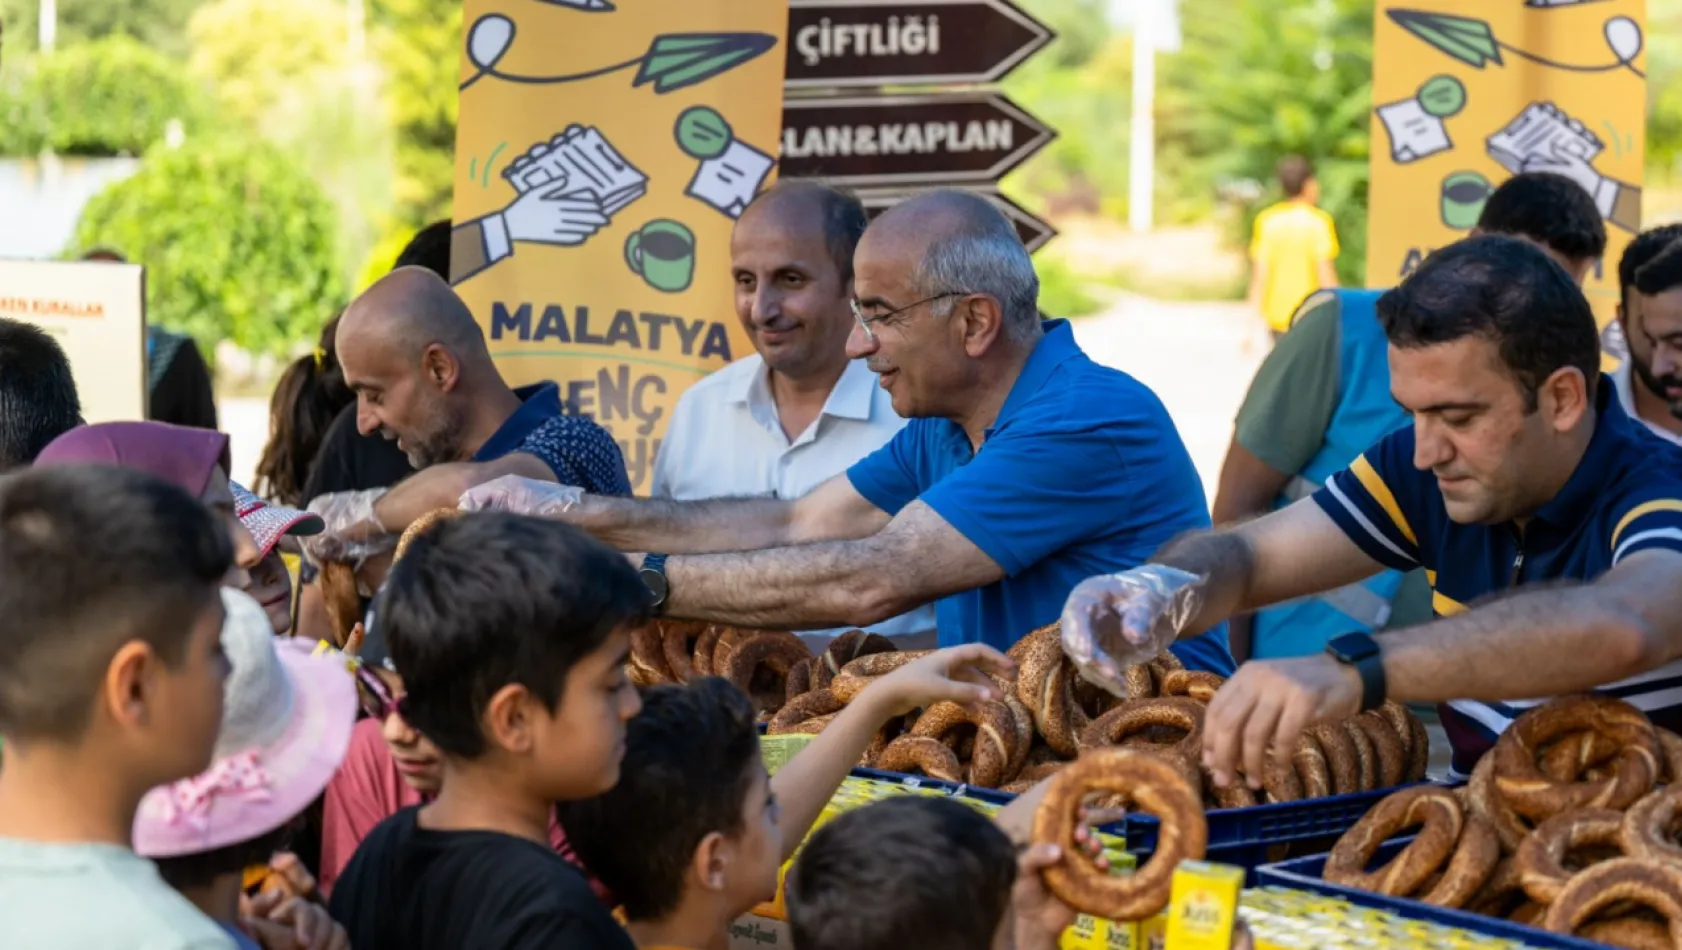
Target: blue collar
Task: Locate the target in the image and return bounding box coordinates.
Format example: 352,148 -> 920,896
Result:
472,382 -> 564,462
1531,375 -> 1633,530
985,320 -> 1083,439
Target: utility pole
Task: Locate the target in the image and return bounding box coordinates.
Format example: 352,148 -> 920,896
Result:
39,0 -> 57,53
1128,0 -> 1156,233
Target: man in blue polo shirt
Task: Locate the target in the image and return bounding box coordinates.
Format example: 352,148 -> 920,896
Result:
304,267 -> 630,569
462,190 -> 1232,671
1065,235 -> 1682,787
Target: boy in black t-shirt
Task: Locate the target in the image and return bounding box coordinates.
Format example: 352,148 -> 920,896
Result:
556,646 -> 1015,950
327,512 -> 647,950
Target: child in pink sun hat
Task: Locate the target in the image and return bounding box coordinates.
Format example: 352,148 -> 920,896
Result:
135,588 -> 356,950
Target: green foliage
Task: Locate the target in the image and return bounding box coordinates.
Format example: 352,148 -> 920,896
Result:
1035,256 -> 1104,318
69,140 -> 345,359
0,37 -> 208,157
187,0 -> 348,128
370,0 -> 460,226
1647,0 -> 1682,173
0,0 -> 207,59
1003,25 -> 1132,218
1158,0 -> 1374,286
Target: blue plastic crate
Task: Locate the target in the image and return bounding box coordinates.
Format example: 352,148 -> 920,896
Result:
1125,782 -> 1431,855
1255,839 -> 1609,949
849,766 -> 1018,808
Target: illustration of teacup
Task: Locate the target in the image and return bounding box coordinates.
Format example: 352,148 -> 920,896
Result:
1440,171 -> 1492,230
625,220 -> 695,293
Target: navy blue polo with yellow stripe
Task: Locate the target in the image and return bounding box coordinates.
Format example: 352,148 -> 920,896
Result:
1313,379 -> 1682,777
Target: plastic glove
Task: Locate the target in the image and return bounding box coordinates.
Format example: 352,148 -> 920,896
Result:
458,475 -> 584,518
302,489 -> 397,563
1059,565 -> 1208,697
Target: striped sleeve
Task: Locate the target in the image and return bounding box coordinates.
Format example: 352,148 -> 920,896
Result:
1310,429 -> 1424,572
1610,494 -> 1682,564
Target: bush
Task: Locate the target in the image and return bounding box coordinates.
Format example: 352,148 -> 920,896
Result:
1036,256 -> 1105,318
69,140 -> 346,359
0,37 -> 209,157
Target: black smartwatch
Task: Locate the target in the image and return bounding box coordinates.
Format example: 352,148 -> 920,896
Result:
1326,632 -> 1387,712
639,553 -> 670,614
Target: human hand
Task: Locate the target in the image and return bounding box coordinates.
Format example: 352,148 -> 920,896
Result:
1011,843 -> 1079,950
458,474 -> 585,518
859,644 -> 1014,718
1060,566 -> 1207,695
304,489 -> 396,563
1203,655 -> 1361,790
502,186 -> 610,247
240,892 -> 349,950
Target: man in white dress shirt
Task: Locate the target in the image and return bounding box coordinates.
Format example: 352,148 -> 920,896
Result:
651,181 -> 936,646
1616,228 -> 1682,445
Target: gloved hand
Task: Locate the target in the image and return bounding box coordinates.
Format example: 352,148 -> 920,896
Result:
458,475 -> 585,517
302,489 -> 398,564
1059,565 -> 1208,697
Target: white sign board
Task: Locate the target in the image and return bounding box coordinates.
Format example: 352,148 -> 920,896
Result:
0,259 -> 147,423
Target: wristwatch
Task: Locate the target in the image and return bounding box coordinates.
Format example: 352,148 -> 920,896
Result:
639,553 -> 670,614
1326,632 -> 1387,712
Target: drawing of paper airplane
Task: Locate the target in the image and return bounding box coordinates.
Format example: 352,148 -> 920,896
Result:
1388,9 -> 1501,68
537,0 -> 615,9
634,33 -> 779,94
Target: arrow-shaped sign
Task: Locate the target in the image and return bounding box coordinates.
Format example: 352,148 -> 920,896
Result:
780,92 -> 1054,188
785,0 -> 1054,89
859,189 -> 1057,252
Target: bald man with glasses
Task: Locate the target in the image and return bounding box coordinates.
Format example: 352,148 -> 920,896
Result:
462,190 -> 1233,670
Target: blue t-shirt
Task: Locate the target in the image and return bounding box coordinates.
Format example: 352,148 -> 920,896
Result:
474,382 -> 631,496
846,321 -> 1234,674
1314,380 -> 1682,775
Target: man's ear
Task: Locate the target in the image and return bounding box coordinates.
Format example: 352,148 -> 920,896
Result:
420,344 -> 461,392
960,294 -> 1006,358
1539,366 -> 1591,433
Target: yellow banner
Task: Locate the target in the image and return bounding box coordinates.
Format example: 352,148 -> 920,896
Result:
450,0 -> 789,491
1367,0 -> 1646,349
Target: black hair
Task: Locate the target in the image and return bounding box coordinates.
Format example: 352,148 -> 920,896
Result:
378,512 -> 650,759
1378,234 -> 1600,410
1475,172 -> 1607,264
555,677 -> 762,921
0,317 -> 83,471
744,181 -> 868,284
1634,238 -> 1682,298
786,796 -> 1017,950
394,220 -> 454,282
253,313 -> 351,506
1619,226 -> 1682,313
1276,155 -> 1314,198
155,821 -> 295,891
0,465 -> 232,741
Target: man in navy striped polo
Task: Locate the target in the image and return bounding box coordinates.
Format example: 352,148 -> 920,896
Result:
1067,234 -> 1682,788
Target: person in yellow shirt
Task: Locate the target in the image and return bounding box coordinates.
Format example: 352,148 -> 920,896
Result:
1247,155 -> 1340,337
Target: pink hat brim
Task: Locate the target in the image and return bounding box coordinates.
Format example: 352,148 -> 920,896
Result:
133,641 -> 357,858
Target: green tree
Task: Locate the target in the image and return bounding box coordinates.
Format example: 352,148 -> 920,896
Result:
69,140 -> 345,359
369,0 -> 459,226
1159,0 -> 1374,286
0,36 -> 209,156
186,0 -> 347,128
0,0 -> 207,59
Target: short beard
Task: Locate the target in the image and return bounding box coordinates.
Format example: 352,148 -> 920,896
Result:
1630,355 -> 1682,420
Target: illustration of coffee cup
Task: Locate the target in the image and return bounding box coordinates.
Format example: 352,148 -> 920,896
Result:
1440,171 -> 1492,230
625,219 -> 695,293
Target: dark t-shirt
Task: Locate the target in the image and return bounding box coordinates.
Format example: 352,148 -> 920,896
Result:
146,328 -> 218,431
303,403 -> 415,503
328,807 -> 634,950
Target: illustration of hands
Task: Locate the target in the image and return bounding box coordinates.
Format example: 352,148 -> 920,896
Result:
1487,101 -> 1640,233
451,125 -> 650,284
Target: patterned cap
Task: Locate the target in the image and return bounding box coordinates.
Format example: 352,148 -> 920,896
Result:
232,482 -> 325,559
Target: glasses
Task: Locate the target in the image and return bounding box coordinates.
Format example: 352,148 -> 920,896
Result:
849,292 -> 968,344
354,663 -> 401,721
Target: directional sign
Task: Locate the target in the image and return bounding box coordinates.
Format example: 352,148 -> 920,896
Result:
785,0 -> 1054,89
780,92 -> 1054,188
859,189 -> 1057,252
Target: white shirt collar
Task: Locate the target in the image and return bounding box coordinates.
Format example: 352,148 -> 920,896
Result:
1613,360 -> 1682,445
729,357 -> 878,424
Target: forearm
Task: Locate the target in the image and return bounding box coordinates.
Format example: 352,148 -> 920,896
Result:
1150,530 -> 1260,635
1383,586 -> 1663,702
665,541 -> 902,629
572,494 -> 799,554
770,690 -> 898,863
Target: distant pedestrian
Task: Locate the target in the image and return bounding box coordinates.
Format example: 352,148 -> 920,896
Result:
1246,156 -> 1340,339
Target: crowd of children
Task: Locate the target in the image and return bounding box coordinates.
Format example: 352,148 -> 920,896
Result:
0,429 -> 1202,950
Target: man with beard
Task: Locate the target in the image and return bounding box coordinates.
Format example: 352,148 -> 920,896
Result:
650,182 -> 934,645
309,268 -> 630,550
460,190 -> 1234,671
1616,226 -> 1682,444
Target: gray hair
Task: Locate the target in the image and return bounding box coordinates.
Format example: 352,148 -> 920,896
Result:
912,202 -> 1041,344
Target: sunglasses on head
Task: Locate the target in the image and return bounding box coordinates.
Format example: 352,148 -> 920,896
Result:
314,639 -> 401,721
